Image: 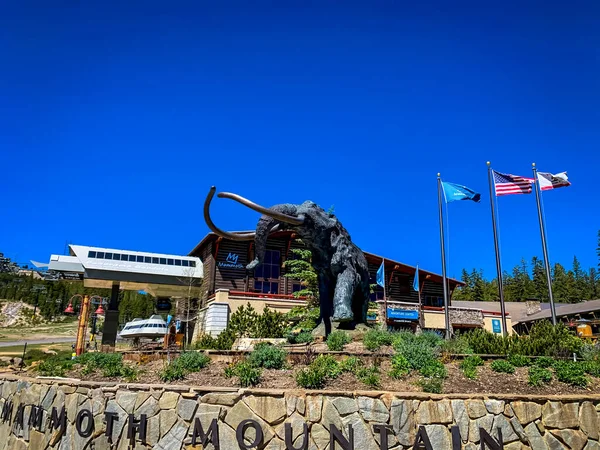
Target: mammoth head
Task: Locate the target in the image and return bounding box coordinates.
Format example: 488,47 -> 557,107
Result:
204,187 -> 305,269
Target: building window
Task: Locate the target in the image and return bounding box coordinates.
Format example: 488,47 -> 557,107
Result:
159,258 -> 166,265
113,254 -> 121,260
144,256 -> 151,263
167,259 -> 174,265
137,255 -> 144,263
105,253 -> 113,259
88,251 -> 96,258
369,274 -> 384,301
175,259 -> 181,266
97,252 -> 105,259
424,296 -> 443,307
189,261 -> 196,267
292,283 -> 303,293
254,281 -> 279,295
152,257 -> 159,264
182,260 -> 189,267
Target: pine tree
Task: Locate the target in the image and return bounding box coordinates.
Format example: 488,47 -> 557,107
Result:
452,269 -> 472,300
572,256 -> 590,301
552,263 -> 573,303
589,268 -> 599,300
531,256 -> 549,301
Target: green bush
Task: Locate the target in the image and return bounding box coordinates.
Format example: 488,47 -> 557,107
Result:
528,366 -> 553,386
508,354 -> 530,367
554,361 -> 588,387
248,343 -> 287,370
534,356 -> 555,368
338,356 -> 361,373
159,363 -> 186,382
311,355 -> 342,378
363,329 -> 394,351
418,377 -> 443,394
389,354 -> 411,379
459,355 -> 484,380
582,361 -> 600,378
580,343 -> 600,362
175,352 -> 211,372
439,335 -> 473,355
287,331 -> 314,344
490,360 -> 515,374
464,329 -> 509,355
24,349 -> 48,364
235,361 -> 262,387
356,366 -> 380,388
76,352 -> 139,380
394,338 -> 438,371
326,331 -> 350,351
296,366 -> 326,389
37,358 -> 72,377
419,360 -> 447,379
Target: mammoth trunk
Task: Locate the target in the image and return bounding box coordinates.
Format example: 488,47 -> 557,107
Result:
246,216 -> 279,270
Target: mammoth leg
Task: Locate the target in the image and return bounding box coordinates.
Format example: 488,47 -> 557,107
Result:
332,268 -> 358,322
317,272 -> 333,336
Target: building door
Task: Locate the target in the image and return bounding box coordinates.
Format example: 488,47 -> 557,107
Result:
253,249 -> 281,294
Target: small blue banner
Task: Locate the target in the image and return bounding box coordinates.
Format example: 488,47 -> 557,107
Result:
387,308 -> 419,321
492,319 -> 501,334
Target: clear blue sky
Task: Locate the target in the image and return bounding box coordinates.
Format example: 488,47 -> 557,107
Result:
1,1 -> 599,280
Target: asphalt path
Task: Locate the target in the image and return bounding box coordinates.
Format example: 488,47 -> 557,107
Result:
0,337 -> 74,348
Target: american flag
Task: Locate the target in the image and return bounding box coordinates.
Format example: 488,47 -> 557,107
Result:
493,170 -> 534,196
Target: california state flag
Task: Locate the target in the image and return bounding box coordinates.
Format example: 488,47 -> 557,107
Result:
537,171 -> 571,190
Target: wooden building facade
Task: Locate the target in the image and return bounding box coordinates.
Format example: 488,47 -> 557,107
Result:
189,231 -> 462,307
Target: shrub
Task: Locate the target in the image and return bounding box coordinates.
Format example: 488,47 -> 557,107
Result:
582,361 -> 600,378
459,355 -> 484,380
554,361 -> 588,387
394,338 -> 438,371
338,356 -> 361,373
491,360 -> 515,374
159,363 -> 186,382
528,366 -> 553,386
439,335 -> 473,355
580,342 -> 600,362
534,356 -> 555,368
175,352 -> 211,372
235,361 -> 262,387
363,329 -> 393,352
419,360 -> 447,379
326,331 -> 350,351
248,344 -> 287,370
418,377 -> 443,394
356,366 -> 380,387
508,354 -> 530,367
24,349 -> 48,364
389,354 -> 411,379
37,358 -> 71,377
194,334 -> 218,350
311,355 -> 341,378
296,366 -> 326,389
287,331 -> 314,344
464,329 -> 509,355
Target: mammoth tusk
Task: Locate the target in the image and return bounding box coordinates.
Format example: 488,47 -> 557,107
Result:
204,187 -> 256,241
217,191 -> 304,226
204,187 -> 283,240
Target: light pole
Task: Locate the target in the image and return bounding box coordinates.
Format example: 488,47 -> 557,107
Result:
30,285 -> 47,318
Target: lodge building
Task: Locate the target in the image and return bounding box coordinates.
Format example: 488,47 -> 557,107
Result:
189,231 -> 512,338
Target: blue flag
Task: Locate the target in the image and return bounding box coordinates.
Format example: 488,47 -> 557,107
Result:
413,266 -> 419,292
442,181 -> 481,203
376,261 -> 385,288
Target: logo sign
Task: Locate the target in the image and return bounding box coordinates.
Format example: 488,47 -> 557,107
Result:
218,253 -> 244,269
386,308 -> 419,321
156,299 -> 172,311
492,319 -> 502,334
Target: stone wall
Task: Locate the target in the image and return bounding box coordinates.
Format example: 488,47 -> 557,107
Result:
0,374 -> 599,450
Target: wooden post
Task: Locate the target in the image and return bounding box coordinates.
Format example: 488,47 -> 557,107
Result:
75,295 -> 90,356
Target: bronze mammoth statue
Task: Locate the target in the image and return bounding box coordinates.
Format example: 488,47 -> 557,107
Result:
204,187 -> 371,335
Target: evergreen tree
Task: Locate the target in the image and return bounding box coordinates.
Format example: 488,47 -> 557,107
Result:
552,263 -> 573,303
452,269 -> 473,300
531,256 -> 549,301
590,268 -> 599,300
572,256 -> 590,301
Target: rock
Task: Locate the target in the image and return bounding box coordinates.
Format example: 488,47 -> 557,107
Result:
225,398 -> 274,445
137,396 -> 160,418
297,397 -> 306,415
492,414 -> 519,443
504,443 -> 526,450
585,441 -> 600,450
342,412 -> 380,450
218,424 -> 239,450
29,430 -> 44,450
311,423 -> 329,450
105,400 -> 127,443
65,394 -> 81,424
321,399 -> 344,432
466,400 -> 488,419
468,414 -> 494,443
485,399 -> 505,415
276,412 -> 308,443
536,419 -> 546,434
147,415 -> 160,447
504,404 -> 515,418
424,425 -> 450,450
41,386 -> 57,411
156,419 -> 190,450
544,431 -> 567,450
390,399 -> 416,447
265,438 -> 286,450
358,397 -> 389,423
177,398 -> 198,421
116,391 -> 138,414
201,393 -> 241,406
244,395 -> 287,424
306,396 -> 323,422
416,400 -> 452,424
194,404 -> 223,433
542,402 -> 579,429
373,424 -> 398,448
464,444 -> 478,450
511,401 -> 542,425
134,392 -> 151,411
510,417 -> 528,443
286,396 -> 297,416
580,402 -> 600,440
451,400 -> 468,442
332,397 -> 358,416
160,409 -> 179,438
550,430 -> 587,450
159,391 -> 181,410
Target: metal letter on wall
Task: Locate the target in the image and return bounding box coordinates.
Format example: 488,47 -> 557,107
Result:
236,419 -> 264,450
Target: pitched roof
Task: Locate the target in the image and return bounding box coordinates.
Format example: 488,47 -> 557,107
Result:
516,299 -> 600,324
